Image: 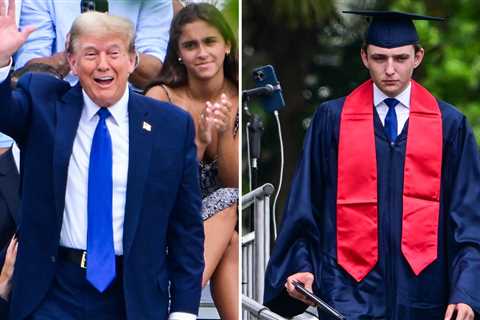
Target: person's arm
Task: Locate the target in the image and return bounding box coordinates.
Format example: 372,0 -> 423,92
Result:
13,0 -> 54,70
0,0 -> 35,143
443,116 -> 480,319
20,51 -> 70,78
129,0 -> 173,89
129,53 -> 162,90
167,114 -> 204,316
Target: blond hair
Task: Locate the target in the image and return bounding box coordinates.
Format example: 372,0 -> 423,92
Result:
67,11 -> 135,54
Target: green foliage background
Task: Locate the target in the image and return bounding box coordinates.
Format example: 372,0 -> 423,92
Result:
223,0 -> 239,36
242,0 -> 480,226
393,0 -> 480,138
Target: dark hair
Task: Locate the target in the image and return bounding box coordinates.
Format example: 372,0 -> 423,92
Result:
361,42 -> 423,53
148,3 -> 238,90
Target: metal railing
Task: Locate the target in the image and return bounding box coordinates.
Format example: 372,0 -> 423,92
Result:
242,183 -> 287,320
242,295 -> 288,320
241,184 -> 320,320
242,183 -> 274,301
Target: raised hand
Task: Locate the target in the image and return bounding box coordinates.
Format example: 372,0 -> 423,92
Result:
0,0 -> 35,66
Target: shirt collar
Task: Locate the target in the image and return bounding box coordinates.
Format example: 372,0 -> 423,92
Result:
82,87 -> 129,126
373,81 -> 411,109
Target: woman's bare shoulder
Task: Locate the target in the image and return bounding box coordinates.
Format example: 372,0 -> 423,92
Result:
146,84 -> 173,103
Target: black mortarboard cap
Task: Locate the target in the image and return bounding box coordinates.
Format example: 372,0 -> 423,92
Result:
343,10 -> 445,48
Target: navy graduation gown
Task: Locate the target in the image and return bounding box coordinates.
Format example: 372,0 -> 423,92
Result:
264,97 -> 480,319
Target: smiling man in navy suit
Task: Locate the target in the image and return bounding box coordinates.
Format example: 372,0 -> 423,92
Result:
0,1 -> 204,319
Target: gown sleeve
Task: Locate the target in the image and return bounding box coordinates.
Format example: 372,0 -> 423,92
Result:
263,105 -> 330,317
446,116 -> 480,313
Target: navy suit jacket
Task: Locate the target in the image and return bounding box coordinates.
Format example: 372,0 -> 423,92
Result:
0,147 -> 19,250
0,73 -> 204,319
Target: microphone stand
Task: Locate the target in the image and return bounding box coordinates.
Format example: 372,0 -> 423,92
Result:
243,88 -> 267,233
243,87 -> 270,191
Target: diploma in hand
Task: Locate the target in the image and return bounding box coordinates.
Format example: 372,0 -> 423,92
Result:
292,280 -> 346,320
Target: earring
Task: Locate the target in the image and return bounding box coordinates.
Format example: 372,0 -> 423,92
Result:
178,57 -> 183,63
225,51 -> 230,56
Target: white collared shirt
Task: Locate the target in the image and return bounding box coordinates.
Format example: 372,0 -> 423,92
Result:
60,87 -> 130,255
373,82 -> 411,136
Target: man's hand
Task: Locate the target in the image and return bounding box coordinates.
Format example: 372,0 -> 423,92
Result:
0,0 -> 35,67
0,235 -> 18,301
285,272 -> 315,306
445,303 -> 475,320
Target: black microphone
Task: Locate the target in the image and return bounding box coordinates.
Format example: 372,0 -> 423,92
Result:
249,116 -> 263,161
242,84 -> 276,99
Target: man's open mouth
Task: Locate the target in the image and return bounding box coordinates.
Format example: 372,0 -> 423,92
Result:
94,76 -> 114,86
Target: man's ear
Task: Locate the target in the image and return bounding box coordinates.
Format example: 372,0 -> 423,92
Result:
360,48 -> 369,69
128,52 -> 136,73
413,47 -> 425,69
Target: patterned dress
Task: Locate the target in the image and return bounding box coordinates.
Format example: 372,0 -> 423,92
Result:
199,159 -> 238,220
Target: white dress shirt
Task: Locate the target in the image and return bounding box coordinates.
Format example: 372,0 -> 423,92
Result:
59,88 -> 130,255
373,82 -> 411,136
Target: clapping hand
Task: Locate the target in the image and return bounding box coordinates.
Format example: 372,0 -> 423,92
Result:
0,0 -> 35,66
210,93 -> 232,134
199,93 -> 233,145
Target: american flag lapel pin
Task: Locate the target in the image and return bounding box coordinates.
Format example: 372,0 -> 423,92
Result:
143,121 -> 151,132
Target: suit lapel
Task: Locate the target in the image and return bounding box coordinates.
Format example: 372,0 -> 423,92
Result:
123,92 -> 153,257
53,84 -> 83,229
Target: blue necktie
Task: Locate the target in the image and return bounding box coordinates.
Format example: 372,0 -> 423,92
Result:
384,98 -> 399,142
87,107 -> 115,292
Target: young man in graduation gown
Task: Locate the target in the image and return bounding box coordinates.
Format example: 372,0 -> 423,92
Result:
264,11 -> 480,320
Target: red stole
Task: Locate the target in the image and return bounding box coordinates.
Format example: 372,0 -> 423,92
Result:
337,80 -> 442,282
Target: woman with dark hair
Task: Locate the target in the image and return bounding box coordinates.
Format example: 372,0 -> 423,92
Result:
146,3 -> 238,319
